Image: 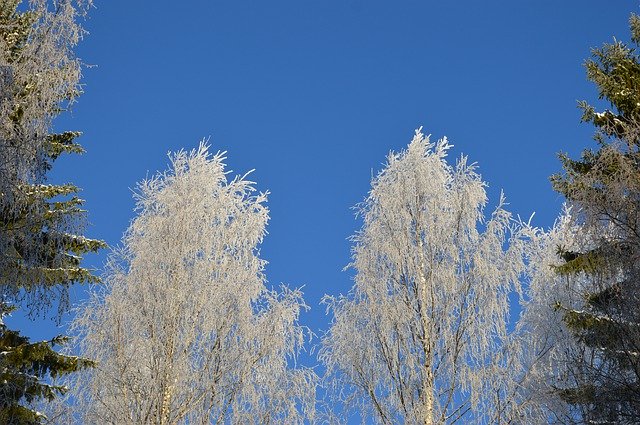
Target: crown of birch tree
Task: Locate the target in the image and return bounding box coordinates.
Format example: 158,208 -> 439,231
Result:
513,209 -> 603,423
320,129 -> 532,424
70,143 -> 317,424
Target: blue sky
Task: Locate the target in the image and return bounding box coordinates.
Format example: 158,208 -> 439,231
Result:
9,0 -> 637,403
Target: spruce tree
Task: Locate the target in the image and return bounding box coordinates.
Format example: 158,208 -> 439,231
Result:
0,1 -> 104,423
550,13 -> 640,423
0,304 -> 93,424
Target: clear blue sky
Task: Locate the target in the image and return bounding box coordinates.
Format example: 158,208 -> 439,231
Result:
10,0 -> 637,398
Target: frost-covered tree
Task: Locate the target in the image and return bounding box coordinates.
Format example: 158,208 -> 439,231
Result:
0,1 -> 102,423
0,0 -> 103,308
320,129 -> 532,424
511,210 -> 591,423
529,13 -> 640,423
71,144 -> 316,424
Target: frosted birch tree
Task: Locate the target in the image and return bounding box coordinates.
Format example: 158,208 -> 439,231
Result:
320,129 -> 532,424
70,143 -> 316,424
514,210 -> 602,423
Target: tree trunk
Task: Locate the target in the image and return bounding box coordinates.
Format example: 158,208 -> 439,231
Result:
418,237 -> 434,425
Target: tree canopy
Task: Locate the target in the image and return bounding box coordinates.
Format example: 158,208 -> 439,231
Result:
320,129 -> 533,424
70,143 -> 316,424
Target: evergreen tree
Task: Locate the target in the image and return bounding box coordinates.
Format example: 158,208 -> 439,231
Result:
0,303 -> 93,424
549,13 -> 640,423
0,1 -> 104,423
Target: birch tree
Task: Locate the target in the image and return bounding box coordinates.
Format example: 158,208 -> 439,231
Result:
514,210 -> 604,423
320,129 -> 532,424
70,143 -> 316,424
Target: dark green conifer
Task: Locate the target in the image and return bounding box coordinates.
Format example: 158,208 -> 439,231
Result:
0,1 -> 104,422
551,13 -> 640,424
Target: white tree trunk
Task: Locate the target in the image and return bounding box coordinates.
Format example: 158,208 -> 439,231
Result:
418,237 -> 434,425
